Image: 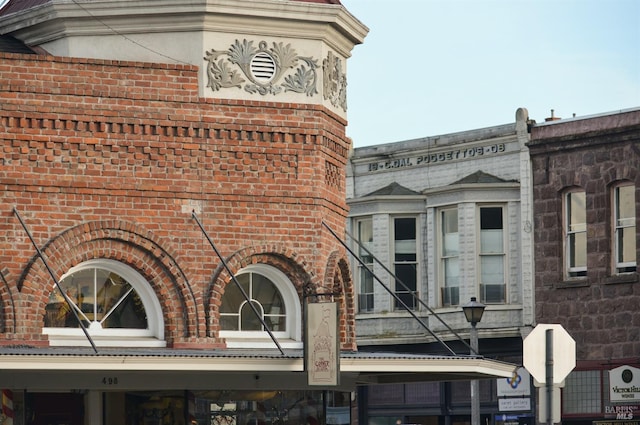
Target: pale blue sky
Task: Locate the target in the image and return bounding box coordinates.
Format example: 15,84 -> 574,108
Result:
341,0 -> 640,147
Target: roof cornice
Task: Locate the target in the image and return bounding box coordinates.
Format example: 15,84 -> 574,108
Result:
0,0 -> 367,57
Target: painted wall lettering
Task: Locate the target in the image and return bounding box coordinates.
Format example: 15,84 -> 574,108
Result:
366,143 -> 506,173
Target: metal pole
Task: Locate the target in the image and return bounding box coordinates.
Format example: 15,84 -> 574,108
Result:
343,224 -> 476,355
546,329 -> 554,425
322,221 -> 457,355
13,207 -> 98,353
470,323 -> 480,425
192,211 -> 284,355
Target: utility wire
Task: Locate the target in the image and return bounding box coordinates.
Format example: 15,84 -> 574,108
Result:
70,0 -> 191,65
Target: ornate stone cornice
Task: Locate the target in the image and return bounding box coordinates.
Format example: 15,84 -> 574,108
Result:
0,0 -> 367,58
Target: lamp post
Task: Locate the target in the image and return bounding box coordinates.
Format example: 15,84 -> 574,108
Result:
463,297 -> 486,425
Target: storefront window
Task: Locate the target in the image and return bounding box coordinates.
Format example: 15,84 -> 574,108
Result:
187,390 -> 335,425
562,370 -> 602,414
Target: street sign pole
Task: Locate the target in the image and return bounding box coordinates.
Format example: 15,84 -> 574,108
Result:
523,324 -> 576,425
545,329 -> 553,425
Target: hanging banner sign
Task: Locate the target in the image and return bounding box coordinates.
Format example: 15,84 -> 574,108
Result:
306,302 -> 339,386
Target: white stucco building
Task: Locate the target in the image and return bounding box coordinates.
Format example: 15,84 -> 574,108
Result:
346,108 -> 535,424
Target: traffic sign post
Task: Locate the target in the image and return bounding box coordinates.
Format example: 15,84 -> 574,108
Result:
523,324 -> 576,425
538,384 -> 562,423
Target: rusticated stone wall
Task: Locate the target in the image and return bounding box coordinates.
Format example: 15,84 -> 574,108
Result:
529,110 -> 640,363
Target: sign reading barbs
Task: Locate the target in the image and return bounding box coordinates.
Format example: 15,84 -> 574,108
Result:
204,39 -> 319,97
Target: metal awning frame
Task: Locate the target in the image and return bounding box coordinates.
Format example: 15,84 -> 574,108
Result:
0,348 -> 517,387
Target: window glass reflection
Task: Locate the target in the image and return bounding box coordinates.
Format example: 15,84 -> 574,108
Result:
44,267 -> 147,329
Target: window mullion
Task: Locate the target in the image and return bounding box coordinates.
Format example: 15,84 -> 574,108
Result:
99,287 -> 134,326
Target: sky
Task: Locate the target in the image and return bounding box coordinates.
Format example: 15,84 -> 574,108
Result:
340,0 -> 640,147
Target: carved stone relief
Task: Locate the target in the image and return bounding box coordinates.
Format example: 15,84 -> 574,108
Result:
322,51 -> 347,111
204,39 -> 318,96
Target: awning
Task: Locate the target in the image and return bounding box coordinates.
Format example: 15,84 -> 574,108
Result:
0,347 -> 516,391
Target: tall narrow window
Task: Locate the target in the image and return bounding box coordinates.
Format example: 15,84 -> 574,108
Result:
356,218 -> 374,312
566,191 -> 587,278
393,217 -> 417,310
440,208 -> 459,306
614,184 -> 636,273
479,206 -> 506,303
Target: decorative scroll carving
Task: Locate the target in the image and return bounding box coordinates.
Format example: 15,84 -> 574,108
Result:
204,39 -> 318,96
322,51 -> 347,111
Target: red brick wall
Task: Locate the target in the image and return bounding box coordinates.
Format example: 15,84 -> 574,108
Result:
0,53 -> 356,350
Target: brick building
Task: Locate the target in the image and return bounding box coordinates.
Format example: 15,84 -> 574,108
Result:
528,108 -> 640,425
0,0 -> 513,424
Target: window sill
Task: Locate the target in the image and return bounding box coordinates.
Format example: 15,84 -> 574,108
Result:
604,272 -> 639,285
46,335 -> 167,348
224,339 -> 303,350
554,279 -> 590,289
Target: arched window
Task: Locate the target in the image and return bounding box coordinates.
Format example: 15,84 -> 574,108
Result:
220,264 -> 302,349
43,259 -> 165,347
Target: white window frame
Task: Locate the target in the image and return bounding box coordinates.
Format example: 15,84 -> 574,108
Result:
355,217 -> 375,313
43,259 -> 166,347
477,205 -> 507,304
565,190 -> 587,278
220,264 -> 302,349
613,183 -> 636,274
391,216 -> 419,311
439,207 -> 459,306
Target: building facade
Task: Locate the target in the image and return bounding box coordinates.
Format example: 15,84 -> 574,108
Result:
346,108 -> 535,425
0,1 -> 516,424
528,108 -> 640,425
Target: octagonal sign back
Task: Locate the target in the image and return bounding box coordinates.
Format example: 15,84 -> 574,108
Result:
523,324 -> 576,384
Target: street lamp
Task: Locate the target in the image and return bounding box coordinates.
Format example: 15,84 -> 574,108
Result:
463,297 -> 485,425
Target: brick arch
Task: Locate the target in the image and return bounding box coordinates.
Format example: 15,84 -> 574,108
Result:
206,244 -> 316,338
323,251 -> 356,351
0,268 -> 17,334
18,220 -> 200,345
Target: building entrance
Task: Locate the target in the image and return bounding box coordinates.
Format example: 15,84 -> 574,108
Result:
28,393 -> 85,425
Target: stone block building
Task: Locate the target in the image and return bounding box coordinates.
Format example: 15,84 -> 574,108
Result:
528,108 -> 640,425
